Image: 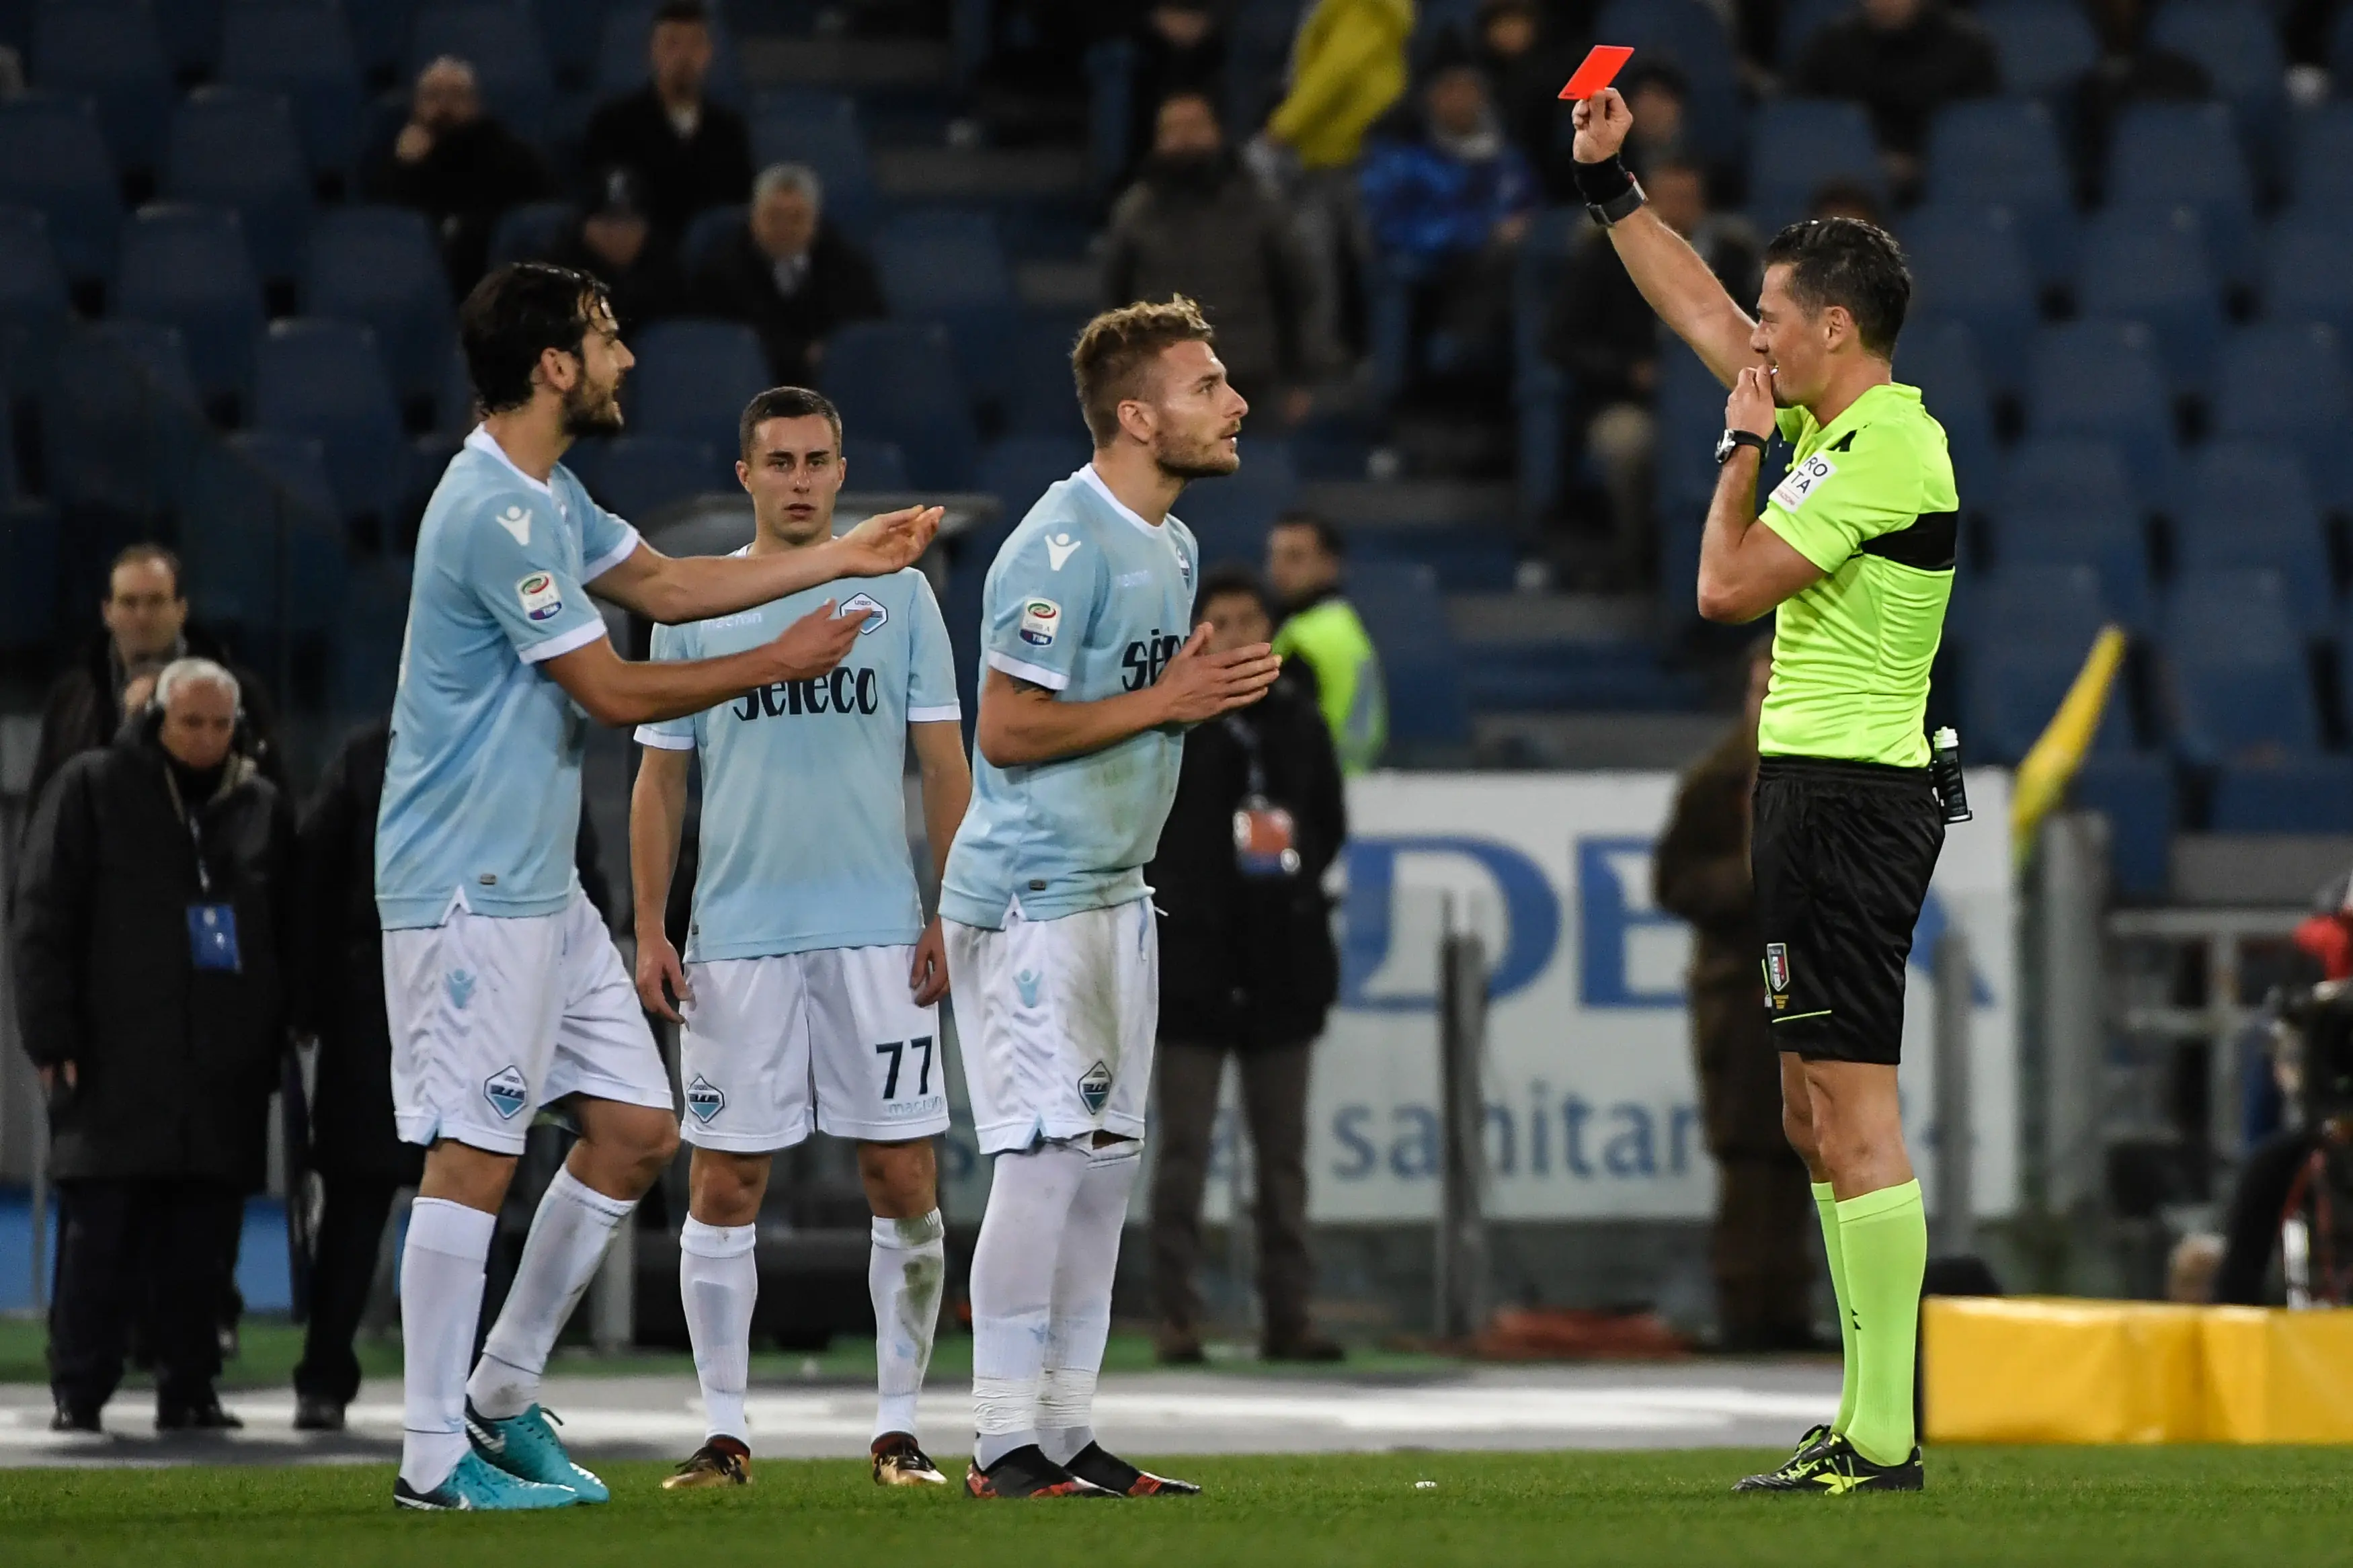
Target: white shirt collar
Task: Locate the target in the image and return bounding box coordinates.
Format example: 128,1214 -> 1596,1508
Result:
1075,462 -> 1166,538
465,425 -> 555,499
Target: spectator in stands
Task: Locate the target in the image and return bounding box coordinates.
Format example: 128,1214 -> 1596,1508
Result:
15,659 -> 298,1434
31,545 -> 282,807
583,0 -> 753,247
1358,56 -> 1537,407
1471,0 -> 1577,195
1790,0 -> 1997,190
1125,3 -> 1228,181
1104,91 -> 1336,426
1619,61 -> 1699,179
690,163 -> 885,383
544,169 -> 687,337
1267,513 -> 1386,774
365,55 -> 552,292
1148,567 -> 1347,1366
1542,159 -> 1757,587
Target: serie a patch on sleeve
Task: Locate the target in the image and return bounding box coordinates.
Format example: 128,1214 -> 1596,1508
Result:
1769,452 -> 1837,511
516,571 -> 564,622
1018,597 -> 1061,647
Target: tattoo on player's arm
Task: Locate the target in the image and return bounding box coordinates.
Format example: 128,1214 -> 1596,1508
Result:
1008,676 -> 1052,696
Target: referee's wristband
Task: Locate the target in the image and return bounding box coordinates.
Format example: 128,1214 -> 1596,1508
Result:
1573,154 -> 1645,228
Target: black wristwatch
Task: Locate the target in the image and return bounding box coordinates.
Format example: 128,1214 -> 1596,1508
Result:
1716,429 -> 1768,465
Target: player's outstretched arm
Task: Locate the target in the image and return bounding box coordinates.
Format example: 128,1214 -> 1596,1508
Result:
1698,368 -> 1824,623
1572,89 -> 1762,390
587,505 -> 945,625
629,743 -> 693,1022
973,624 -> 1280,769
542,598 -> 863,727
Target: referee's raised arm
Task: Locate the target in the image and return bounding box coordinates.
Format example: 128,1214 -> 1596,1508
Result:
1568,89 -> 1763,390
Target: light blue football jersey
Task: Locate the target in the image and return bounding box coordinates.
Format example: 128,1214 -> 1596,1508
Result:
375,427 -> 639,929
637,560 -> 961,960
939,464 -> 1198,929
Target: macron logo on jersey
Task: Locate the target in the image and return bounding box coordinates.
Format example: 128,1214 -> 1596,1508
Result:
1046,532 -> 1082,571
495,503 -> 532,546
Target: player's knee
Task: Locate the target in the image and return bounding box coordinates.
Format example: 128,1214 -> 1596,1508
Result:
1780,1101 -> 1819,1167
858,1139 -> 939,1218
688,1148 -> 768,1225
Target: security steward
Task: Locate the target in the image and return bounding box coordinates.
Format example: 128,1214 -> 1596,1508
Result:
1574,86 -> 1955,1494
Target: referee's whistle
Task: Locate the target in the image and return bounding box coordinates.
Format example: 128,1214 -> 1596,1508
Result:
1929,727 -> 1973,824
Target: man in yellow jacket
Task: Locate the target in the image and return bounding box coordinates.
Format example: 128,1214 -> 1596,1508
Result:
1267,513 -> 1386,773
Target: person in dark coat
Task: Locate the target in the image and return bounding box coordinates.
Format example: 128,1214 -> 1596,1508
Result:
1146,567 -> 1347,1364
1790,0 -> 1997,189
1652,642 -> 1818,1351
688,163 -> 885,383
542,168 -> 688,338
580,0 -> 754,246
31,544 -> 282,808
15,659 -> 299,1432
364,55 -> 553,294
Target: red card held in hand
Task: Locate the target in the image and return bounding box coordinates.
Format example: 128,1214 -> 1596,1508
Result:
1558,44 -> 1634,100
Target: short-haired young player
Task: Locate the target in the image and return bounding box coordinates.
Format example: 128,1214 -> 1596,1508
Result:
943,298 -> 1283,1499
376,264 -> 938,1512
631,388 -> 972,1491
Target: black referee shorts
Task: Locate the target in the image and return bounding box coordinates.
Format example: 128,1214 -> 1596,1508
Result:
1750,755 -> 1946,1066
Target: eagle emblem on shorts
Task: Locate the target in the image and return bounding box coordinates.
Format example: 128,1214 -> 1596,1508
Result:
685,1074 -> 726,1124
1764,944 -> 1791,998
483,1065 -> 528,1121
1077,1061 -> 1112,1115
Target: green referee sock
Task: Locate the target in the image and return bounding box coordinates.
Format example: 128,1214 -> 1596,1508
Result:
1835,1178 -> 1927,1467
1812,1181 -> 1858,1435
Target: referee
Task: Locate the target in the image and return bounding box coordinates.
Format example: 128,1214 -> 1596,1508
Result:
1573,89 -> 1955,1495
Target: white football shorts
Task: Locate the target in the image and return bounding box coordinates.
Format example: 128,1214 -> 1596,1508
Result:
676,944 -> 949,1150
945,898 -> 1157,1155
383,891 -> 673,1156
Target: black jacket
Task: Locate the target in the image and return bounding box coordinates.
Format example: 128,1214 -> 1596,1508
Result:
1544,217 -> 1757,425
364,116 -> 553,292
582,87 -> 754,244
543,224 -> 689,338
31,626 -> 284,809
690,219 -> 886,384
1792,5 -> 1998,159
1148,667 -> 1346,1048
14,716 -> 298,1186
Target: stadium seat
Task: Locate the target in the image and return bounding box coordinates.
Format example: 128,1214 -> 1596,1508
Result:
2075,205 -> 2227,393
406,4 -> 556,140
2105,103 -> 2258,284
750,87 -> 860,134
976,435 -> 1089,515
1893,318 -> 1997,501
0,207 -> 70,383
748,107 -> 877,239
626,318 -> 771,444
162,89 -> 316,284
156,0 -> 225,76
2173,442 -> 2334,632
1776,0 -> 1852,68
0,94 -> 123,287
1921,99 -> 2077,286
1747,99 -> 1886,233
2149,1 -> 2286,151
487,200 -> 576,271
840,437 -> 910,493
1902,208 -> 2039,395
220,2 -> 367,181
253,319 -> 410,534
1349,560 -> 1468,751
2211,322 -> 2353,512
112,204 -> 268,413
821,321 -> 978,490
875,208 -> 1017,405
1987,505 -> 2154,632
679,204 -> 745,277
576,434 -> 722,522
594,2 -> 745,106
2288,103 -> 2353,216
182,429 -> 348,640
0,499 -> 59,653
1978,0 -> 2101,98
2259,212 -> 2353,340
85,318 -> 199,406
2067,752 -> 2176,897
1177,453 -> 1300,570
1997,436 -> 2140,522
1592,0 -> 1744,162
1967,627 -> 2134,764
2025,322 -> 2179,494
998,313 -> 1088,440
346,0 -> 420,87
302,206 -> 456,407
531,0 -> 608,83
2210,757 -> 2353,833
1969,563 -> 2113,652
334,554 -> 411,716
30,1 -> 173,174
2161,569 -> 2321,764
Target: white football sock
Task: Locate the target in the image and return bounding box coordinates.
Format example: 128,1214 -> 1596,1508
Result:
870,1210 -> 947,1442
679,1217 -> 758,1444
968,1141 -> 1088,1470
467,1166 -> 636,1419
398,1196 -> 495,1493
1039,1141 -> 1138,1465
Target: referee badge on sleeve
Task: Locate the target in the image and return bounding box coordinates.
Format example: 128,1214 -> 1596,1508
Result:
1765,943 -> 1791,1006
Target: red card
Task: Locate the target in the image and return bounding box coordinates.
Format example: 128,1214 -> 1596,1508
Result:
1558,44 -> 1634,100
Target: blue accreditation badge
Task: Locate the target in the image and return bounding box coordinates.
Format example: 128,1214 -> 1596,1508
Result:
188,903 -> 242,973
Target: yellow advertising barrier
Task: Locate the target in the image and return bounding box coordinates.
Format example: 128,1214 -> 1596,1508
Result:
1924,1297 -> 2353,1444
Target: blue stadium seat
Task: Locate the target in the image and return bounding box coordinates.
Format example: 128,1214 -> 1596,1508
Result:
334,555 -> 411,716
576,434 -> 722,521
1593,0 -> 1744,162
487,200 -> 575,270
1967,627 -> 2133,764
1893,318 -> 1997,499
1902,207 -> 2038,395
530,0 -> 608,82
821,321 -> 977,490
2212,322 -> 2353,512
2174,442 -> 2333,632
1987,505 -> 2154,632
2075,204 -> 2227,393
1776,0 -> 1853,68
840,437 -> 910,493
1177,446 -> 1300,570
2161,569 -> 2321,764
749,87 -> 859,134
253,319 -> 410,532
1978,0 -> 2101,97
1349,560 -> 1466,751
84,318 -> 198,405
2149,1 -> 2286,151
999,313 -> 1086,440
2210,757 -> 2353,833
0,207 -> 70,382
303,206 -> 456,407
182,429 -> 347,639
626,318 -> 771,443
2288,103 -> 2353,216
0,499 -> 58,652
1969,563 -> 2112,652
2260,212 -> 2353,339
594,3 -> 745,106
1921,98 -> 2077,286
112,204 -> 267,411
2105,103 -> 2258,284
30,1 -> 173,173
679,203 -> 745,277
2026,322 -> 2178,493
220,3 -> 366,180
1747,99 -> 1885,232
975,435 -> 1089,514
1997,436 -> 2140,521
344,0 -> 420,85
2068,753 -> 2176,897
0,94 -> 122,286
40,325 -> 175,515
163,89 -> 315,284
156,0 -> 225,76
875,208 -> 1016,405
748,108 -> 877,239
407,3 -> 556,140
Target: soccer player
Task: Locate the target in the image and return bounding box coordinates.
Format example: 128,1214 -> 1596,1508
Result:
629,387 -> 971,1491
376,263 -> 939,1512
943,297 -> 1282,1499
1571,92 -> 1954,1493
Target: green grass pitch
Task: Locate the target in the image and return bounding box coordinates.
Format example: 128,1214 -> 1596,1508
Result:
3,1448 -> 2349,1567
